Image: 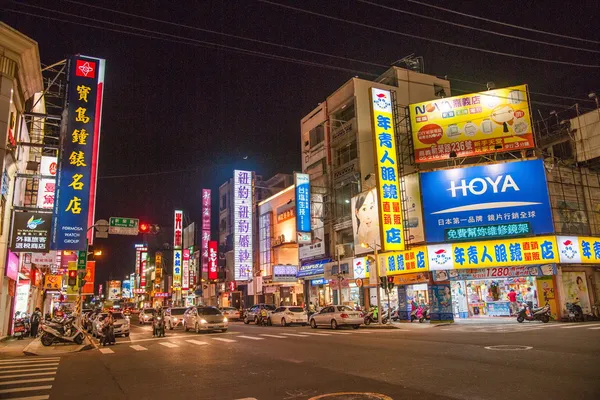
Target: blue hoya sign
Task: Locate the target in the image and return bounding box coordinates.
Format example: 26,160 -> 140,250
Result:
421,159 -> 553,242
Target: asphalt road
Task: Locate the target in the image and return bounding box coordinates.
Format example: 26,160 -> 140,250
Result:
1,318 -> 599,400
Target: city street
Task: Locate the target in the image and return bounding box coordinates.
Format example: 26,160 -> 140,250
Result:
1,320 -> 599,400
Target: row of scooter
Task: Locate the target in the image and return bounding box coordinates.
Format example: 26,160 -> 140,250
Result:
39,315 -> 86,346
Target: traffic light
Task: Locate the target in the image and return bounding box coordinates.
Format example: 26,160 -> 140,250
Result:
68,270 -> 77,287
139,223 -> 149,233
139,223 -> 160,234
387,276 -> 395,291
379,276 -> 386,289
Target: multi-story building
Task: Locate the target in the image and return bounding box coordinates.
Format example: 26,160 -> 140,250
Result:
0,23 -> 44,337
299,66 -> 450,308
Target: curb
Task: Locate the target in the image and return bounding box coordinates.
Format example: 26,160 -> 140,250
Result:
22,338 -> 96,356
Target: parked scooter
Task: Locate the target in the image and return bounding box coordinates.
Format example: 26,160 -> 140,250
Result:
565,302 -> 584,322
40,316 -> 85,346
13,314 -> 29,339
364,307 -> 388,325
416,304 -> 429,323
516,302 -> 551,323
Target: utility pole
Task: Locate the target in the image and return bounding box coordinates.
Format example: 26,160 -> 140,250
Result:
362,242 -> 382,324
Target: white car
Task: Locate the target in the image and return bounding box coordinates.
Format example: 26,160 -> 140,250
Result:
138,308 -> 155,325
309,305 -> 362,330
269,306 -> 308,326
165,307 -> 187,330
219,307 -> 241,321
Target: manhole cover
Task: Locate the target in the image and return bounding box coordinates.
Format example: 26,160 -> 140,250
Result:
309,393 -> 392,400
484,345 -> 533,351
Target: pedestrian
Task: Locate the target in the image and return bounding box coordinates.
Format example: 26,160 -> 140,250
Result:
30,307 -> 42,337
103,311 -> 115,346
507,289 -> 518,315
525,287 -> 535,311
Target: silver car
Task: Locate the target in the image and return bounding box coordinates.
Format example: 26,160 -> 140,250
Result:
165,307 -> 187,330
92,312 -> 130,337
138,308 -> 155,325
219,307 -> 241,321
183,306 -> 228,333
309,305 -> 362,330
243,304 -> 276,324
269,306 -> 308,326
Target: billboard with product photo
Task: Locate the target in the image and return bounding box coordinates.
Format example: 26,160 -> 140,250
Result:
352,188 -> 381,256
410,84 -> 534,162
421,159 -> 553,243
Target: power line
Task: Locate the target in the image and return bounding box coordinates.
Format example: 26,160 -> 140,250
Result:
357,0 -> 600,54
56,0 -> 387,69
257,1 -> 599,68
406,0 -> 600,45
6,7 -> 379,77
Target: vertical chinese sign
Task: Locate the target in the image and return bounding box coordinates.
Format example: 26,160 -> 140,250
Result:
182,249 -> 190,290
208,240 -> 218,280
52,55 -> 106,251
37,156 -> 57,209
155,251 -> 163,288
234,170 -> 253,281
140,250 -> 148,289
173,210 -> 183,288
370,87 -> 404,251
201,189 -> 211,280
295,173 -> 311,233
134,244 -> 146,290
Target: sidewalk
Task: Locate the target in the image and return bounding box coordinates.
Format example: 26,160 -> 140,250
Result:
0,337 -> 36,357
0,335 -> 95,357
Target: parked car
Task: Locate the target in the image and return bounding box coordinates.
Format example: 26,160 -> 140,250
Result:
138,308 -> 156,325
183,306 -> 228,333
309,305 -> 362,329
92,312 -> 130,337
269,306 -> 308,326
243,304 -> 276,324
165,307 -> 188,330
219,307 -> 241,321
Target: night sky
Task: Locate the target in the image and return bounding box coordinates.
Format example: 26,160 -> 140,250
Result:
4,0 -> 599,287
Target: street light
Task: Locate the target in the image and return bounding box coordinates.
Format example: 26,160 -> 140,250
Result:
94,250 -> 103,256
361,241 -> 383,325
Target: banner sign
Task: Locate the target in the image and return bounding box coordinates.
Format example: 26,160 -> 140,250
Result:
273,265 -> 298,282
182,249 -> 190,290
380,246 -> 428,275
43,274 -> 62,290
173,210 -> 183,250
433,264 -> 556,281
108,280 -> 121,300
81,261 -> 95,295
352,189 -> 381,256
37,156 -> 57,209
427,236 -> 559,270
370,88 -> 404,251
53,55 -> 105,250
140,251 -> 147,288
31,252 -> 57,265
410,84 -> 534,162
202,189 -> 211,277
421,159 -> 553,242
155,251 -> 163,285
404,173 -> 425,244
5,251 -> 19,281
173,249 -> 182,287
295,173 -> 311,233
557,235 -> 600,263
430,283 -> 454,323
297,258 -> 331,278
208,240 -> 218,280
11,211 -> 51,252
234,170 -> 253,281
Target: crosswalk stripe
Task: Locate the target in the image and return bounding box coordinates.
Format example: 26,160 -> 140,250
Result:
186,340 -> 209,346
130,345 -> 148,351
0,385 -> 53,394
159,342 -> 179,348
589,327 -> 600,330
326,332 -> 352,335
212,338 -> 236,343
0,363 -> 58,369
279,333 -> 309,337
0,378 -> 55,385
302,332 -> 331,336
0,372 -> 56,379
237,335 -> 264,340
259,334 -> 286,339
0,358 -> 60,364
6,396 -> 49,400
0,368 -> 57,374
561,323 -> 600,329
99,348 -> 114,354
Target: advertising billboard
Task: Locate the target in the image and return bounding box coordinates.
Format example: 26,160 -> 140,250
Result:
404,173 -> 425,244
380,246 -> 428,276
37,156 -> 57,209
295,173 -> 311,233
370,87 -> 404,251
121,279 -> 131,298
352,188 -> 381,256
208,240 -> 218,280
299,193 -> 325,260
108,280 -> 121,300
410,84 -> 534,163
173,250 -> 182,288
11,211 -> 51,253
5,251 -> 19,281
173,210 -> 183,250
53,55 -> 105,250
420,159 -> 553,243
182,249 -> 190,290
557,235 -> 600,264
202,189 -> 211,276
234,170 -> 253,281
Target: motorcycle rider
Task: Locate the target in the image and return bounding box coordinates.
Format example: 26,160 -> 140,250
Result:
153,305 -> 165,336
259,307 -> 268,326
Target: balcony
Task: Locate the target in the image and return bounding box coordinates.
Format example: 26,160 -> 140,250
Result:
330,118 -> 356,146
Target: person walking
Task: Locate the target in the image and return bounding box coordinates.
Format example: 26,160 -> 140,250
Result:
507,289 -> 518,316
30,307 -> 42,337
525,287 -> 535,311
103,311 -> 115,346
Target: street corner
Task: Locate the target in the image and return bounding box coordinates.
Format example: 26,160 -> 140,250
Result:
361,323 -> 401,330
22,336 -> 95,356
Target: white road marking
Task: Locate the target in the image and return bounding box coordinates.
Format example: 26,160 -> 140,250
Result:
0,368 -> 57,374
279,333 -> 309,337
302,332 -> 331,336
0,385 -> 53,394
159,342 -> 179,348
0,363 -> 58,369
0,372 -> 56,379
259,334 -> 287,338
126,335 -> 190,343
589,327 -> 600,330
0,378 -> 55,385
99,348 -> 114,354
186,340 -> 209,346
0,358 -> 60,364
130,345 -> 148,351
561,323 -> 600,329
237,335 -> 264,340
326,332 -> 352,335
212,338 -> 237,343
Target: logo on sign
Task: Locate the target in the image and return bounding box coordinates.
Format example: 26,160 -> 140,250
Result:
432,249 -> 451,265
75,60 -> 96,78
448,175 -> 520,198
560,239 -> 577,260
373,92 -> 390,110
26,216 -> 44,229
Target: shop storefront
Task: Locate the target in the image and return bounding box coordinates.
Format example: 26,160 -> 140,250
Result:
298,258 -> 331,307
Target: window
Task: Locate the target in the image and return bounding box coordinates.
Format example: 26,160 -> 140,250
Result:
169,308 -> 186,315
198,307 -> 222,315
334,182 -> 359,218
289,307 -> 304,313
220,218 -> 227,232
334,141 -> 357,168
221,194 -> 227,210
274,307 -> 284,313
309,125 -> 325,147
336,306 -> 354,312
